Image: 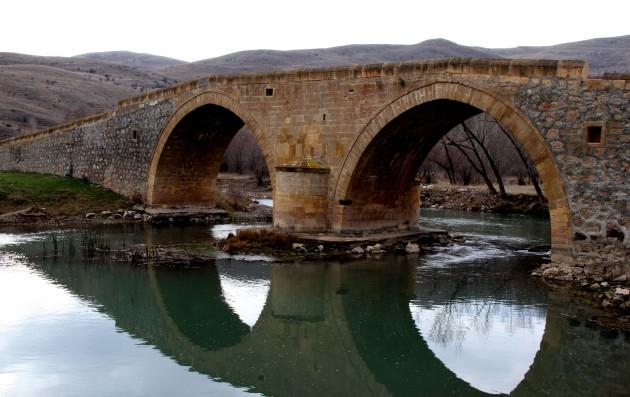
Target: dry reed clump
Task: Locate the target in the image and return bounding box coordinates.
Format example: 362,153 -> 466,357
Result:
219,228 -> 291,252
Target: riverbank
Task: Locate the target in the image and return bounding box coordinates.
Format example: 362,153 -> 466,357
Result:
534,264 -> 630,316
0,171 -> 274,227
420,183 -> 548,216
0,170 -> 137,226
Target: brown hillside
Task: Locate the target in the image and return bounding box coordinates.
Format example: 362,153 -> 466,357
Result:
0,53 -> 178,139
75,51 -> 186,71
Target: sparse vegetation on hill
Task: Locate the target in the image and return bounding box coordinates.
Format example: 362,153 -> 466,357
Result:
75,51 -> 186,71
0,52 -> 178,139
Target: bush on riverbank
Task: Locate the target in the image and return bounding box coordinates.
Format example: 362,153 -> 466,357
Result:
0,171 -> 131,216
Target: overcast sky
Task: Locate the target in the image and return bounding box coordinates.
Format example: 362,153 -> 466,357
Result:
2,0 -> 628,62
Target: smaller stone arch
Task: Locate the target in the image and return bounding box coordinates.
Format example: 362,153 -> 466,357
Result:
332,82 -> 573,262
146,91 -> 274,206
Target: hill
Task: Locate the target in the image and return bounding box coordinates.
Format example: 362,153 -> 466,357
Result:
159,36 -> 630,81
160,39 -> 497,80
75,51 -> 186,71
479,35 -> 630,76
0,53 -> 178,139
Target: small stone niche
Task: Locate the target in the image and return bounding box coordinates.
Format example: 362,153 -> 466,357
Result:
131,128 -> 139,142
584,123 -> 605,146
265,88 -> 274,97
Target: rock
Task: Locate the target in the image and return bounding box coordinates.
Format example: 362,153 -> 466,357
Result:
351,246 -> 365,255
123,210 -> 136,219
112,213 -> 122,219
601,281 -> 609,287
101,210 -> 112,218
317,244 -> 324,252
591,283 -> 601,290
0,207 -> 51,223
133,213 -> 143,220
614,287 -> 630,296
115,209 -> 124,214
405,243 -> 420,254
85,212 -> 96,219
366,245 -> 375,253
292,243 -> 306,252
541,266 -> 561,278
142,214 -> 152,223
528,244 -> 551,252
451,233 -> 465,242
613,274 -> 628,282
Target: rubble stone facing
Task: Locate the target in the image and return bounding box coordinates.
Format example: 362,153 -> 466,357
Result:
0,99 -> 175,199
514,78 -> 630,281
0,58 -> 627,280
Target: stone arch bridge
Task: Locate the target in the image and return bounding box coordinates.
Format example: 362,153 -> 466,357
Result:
0,58 -> 628,275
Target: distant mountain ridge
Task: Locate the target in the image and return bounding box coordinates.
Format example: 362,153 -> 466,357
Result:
158,39 -> 496,81
478,35 -> 630,76
75,51 -> 186,71
1,35 -> 629,139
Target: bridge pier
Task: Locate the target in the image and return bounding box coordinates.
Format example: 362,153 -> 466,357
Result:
273,158 -> 330,232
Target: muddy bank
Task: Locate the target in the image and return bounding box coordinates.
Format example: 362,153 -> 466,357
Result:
420,185 -> 548,216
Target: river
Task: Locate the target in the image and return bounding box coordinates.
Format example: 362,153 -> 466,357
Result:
0,209 -> 629,396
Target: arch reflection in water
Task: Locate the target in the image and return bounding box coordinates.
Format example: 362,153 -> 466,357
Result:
7,229 -> 630,397
410,278 -> 547,394
218,262 -> 271,328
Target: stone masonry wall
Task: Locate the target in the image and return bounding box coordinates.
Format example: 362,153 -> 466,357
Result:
0,99 -> 175,200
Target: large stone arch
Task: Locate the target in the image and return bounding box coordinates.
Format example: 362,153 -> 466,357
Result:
146,91 -> 273,205
332,81 -> 573,262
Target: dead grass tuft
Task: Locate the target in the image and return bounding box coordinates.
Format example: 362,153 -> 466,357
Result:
220,228 -> 291,252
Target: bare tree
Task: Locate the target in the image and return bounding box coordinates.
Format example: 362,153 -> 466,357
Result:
221,127 -> 270,183
421,112 -> 546,202
446,125 -> 499,195
494,121 -> 546,202
459,119 -> 507,197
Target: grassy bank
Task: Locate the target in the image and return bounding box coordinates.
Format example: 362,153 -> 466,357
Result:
0,171 -> 131,216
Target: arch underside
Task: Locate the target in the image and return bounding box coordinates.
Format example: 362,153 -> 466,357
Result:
333,82 -> 573,262
150,104 -> 244,206
342,100 -> 480,231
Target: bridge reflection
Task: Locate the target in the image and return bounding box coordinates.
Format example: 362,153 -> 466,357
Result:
27,236 -> 630,397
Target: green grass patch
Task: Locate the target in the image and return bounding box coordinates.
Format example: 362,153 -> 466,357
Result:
0,171 -> 132,215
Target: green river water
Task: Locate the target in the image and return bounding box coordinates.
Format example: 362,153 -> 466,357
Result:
0,209 -> 629,396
